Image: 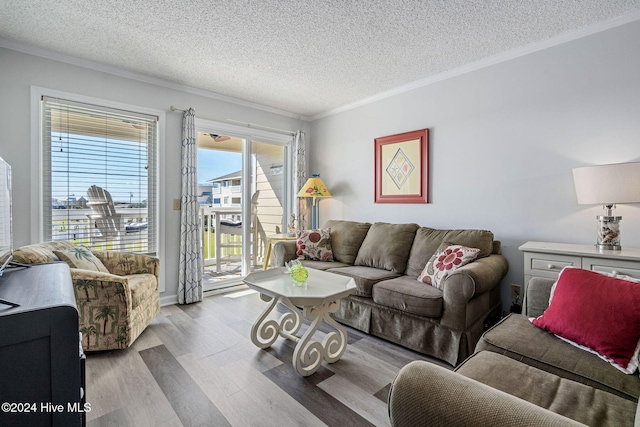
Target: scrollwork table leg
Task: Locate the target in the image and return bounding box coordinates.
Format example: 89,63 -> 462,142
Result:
293,299 -> 347,376
250,294 -> 302,349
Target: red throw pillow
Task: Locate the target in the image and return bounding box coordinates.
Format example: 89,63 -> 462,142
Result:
532,267 -> 640,373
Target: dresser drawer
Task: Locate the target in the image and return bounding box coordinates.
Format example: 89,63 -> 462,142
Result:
524,253 -> 582,279
582,257 -> 640,280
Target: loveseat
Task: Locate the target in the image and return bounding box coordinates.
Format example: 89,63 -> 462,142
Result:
13,241 -> 160,351
388,272 -> 640,427
273,220 -> 509,366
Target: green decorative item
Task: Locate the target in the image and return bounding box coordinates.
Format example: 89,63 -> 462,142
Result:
286,260 -> 309,286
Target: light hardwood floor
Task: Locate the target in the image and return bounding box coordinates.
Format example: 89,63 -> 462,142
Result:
85,288 -> 451,427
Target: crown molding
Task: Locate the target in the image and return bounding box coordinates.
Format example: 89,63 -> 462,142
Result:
310,9 -> 640,121
3,7 -> 640,123
0,38 -> 309,121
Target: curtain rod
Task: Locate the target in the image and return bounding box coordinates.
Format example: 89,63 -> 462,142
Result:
170,105 -> 295,137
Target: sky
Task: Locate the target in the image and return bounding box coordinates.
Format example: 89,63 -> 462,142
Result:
197,148 -> 242,185
50,134 -> 242,204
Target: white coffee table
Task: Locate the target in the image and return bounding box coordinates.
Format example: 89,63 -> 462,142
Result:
243,267 -> 356,376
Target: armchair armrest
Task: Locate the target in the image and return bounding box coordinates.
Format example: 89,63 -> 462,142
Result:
70,268 -> 129,286
389,361 -> 584,427
92,250 -> 160,280
69,268 -> 133,351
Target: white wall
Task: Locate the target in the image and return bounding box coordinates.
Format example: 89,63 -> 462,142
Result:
0,47 -> 304,303
309,20 -> 640,313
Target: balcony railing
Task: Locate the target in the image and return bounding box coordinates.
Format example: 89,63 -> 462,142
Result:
51,208 -> 149,252
51,206 -> 253,272
200,206 -> 242,271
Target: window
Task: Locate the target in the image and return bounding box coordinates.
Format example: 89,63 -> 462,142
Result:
42,97 -> 158,254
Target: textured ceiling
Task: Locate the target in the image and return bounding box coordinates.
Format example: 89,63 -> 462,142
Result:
1,1 -> 640,118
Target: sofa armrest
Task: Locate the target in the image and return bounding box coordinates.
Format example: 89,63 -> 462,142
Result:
524,277 -> 555,317
438,254 -> 507,332
442,254 -> 508,303
92,250 -> 160,280
273,240 -> 298,267
389,361 -> 585,427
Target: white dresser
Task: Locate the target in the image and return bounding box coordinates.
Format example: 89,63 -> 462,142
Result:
519,241 -> 640,311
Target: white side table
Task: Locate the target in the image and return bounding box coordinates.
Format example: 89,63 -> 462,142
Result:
243,268 -> 356,376
519,241 -> 640,312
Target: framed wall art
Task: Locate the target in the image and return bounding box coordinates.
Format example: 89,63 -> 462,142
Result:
374,128 -> 429,203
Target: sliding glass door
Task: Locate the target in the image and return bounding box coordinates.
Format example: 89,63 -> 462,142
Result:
196,120 -> 292,291
250,139 -> 288,268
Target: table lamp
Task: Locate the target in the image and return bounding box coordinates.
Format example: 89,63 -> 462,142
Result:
297,174 -> 331,229
572,162 -> 640,250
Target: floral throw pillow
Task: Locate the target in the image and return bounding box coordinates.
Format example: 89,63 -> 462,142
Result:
296,228 -> 334,261
417,242 -> 480,289
53,246 -> 110,273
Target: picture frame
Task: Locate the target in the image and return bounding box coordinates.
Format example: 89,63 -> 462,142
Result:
374,128 -> 429,204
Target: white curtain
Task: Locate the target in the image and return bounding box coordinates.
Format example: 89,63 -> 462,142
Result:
178,108 -> 203,304
292,130 -> 309,230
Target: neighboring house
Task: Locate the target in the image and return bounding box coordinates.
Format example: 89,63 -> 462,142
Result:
197,183 -> 214,205
58,195 -> 88,209
207,170 -> 242,207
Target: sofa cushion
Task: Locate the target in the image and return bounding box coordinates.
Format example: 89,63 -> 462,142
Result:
354,222 -> 419,273
456,351 -> 636,427
372,276 -> 442,317
13,241 -> 77,264
53,247 -> 110,273
405,228 -> 494,278
417,242 -> 480,288
300,260 -> 351,271
326,266 -> 400,297
296,228 -> 333,261
476,314 -> 640,401
324,220 -> 371,264
532,267 -> 640,374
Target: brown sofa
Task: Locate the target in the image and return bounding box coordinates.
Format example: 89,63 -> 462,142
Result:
273,220 -> 509,366
388,276 -> 639,427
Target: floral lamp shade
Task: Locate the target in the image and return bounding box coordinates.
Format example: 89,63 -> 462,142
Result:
297,174 -> 331,229
297,174 -> 331,199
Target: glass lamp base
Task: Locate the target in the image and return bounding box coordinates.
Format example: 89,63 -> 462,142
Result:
596,215 -> 621,251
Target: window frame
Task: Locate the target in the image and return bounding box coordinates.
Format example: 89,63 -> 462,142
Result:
30,86 -> 166,291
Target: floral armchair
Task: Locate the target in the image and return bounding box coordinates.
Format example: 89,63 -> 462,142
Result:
13,241 -> 160,351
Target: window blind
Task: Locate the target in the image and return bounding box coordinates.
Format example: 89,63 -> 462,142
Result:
42,97 -> 158,254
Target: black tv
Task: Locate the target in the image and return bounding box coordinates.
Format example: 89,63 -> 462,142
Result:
0,156 -> 11,276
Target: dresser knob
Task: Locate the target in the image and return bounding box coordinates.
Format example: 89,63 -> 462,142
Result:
611,270 -> 619,276
547,264 -> 556,270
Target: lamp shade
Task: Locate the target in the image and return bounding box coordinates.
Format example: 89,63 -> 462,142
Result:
573,162 -> 640,205
297,174 -> 331,198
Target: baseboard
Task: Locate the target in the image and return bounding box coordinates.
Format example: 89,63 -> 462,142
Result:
160,294 -> 178,306
159,284 -> 249,307
204,283 -> 248,296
